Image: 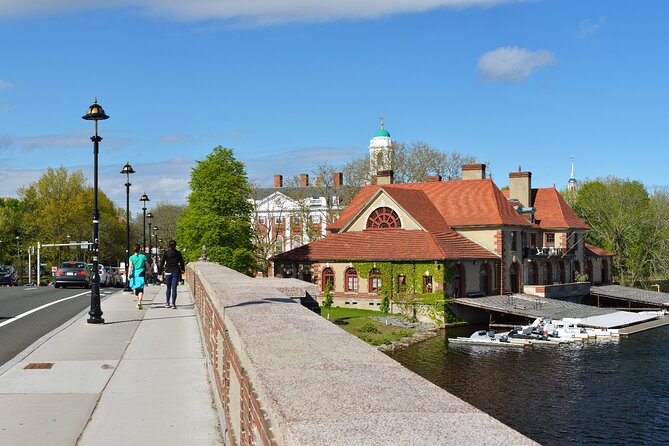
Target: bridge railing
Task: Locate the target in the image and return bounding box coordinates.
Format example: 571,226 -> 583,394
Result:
187,261 -> 536,446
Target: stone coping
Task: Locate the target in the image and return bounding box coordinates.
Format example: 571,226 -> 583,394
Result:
189,262 -> 537,446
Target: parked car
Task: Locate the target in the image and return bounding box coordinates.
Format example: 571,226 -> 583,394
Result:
105,266 -> 116,287
0,265 -> 18,286
89,263 -> 110,287
54,261 -> 91,289
111,267 -> 124,288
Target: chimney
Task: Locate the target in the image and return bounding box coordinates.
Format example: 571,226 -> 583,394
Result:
509,165 -> 532,207
461,164 -> 486,180
376,170 -> 394,185
274,175 -> 283,188
333,172 -> 343,188
425,175 -> 442,182
300,173 -> 309,187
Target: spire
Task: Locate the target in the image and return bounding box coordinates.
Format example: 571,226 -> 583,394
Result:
567,156 -> 577,191
380,116 -> 385,130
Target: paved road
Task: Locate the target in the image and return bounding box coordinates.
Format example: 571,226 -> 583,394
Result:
0,285 -> 118,367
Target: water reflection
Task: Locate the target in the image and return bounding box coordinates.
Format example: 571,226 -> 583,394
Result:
387,325 -> 669,445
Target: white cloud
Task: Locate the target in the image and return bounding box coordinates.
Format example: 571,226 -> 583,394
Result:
575,16 -> 605,38
0,80 -> 12,90
0,0 -> 525,24
477,47 -> 556,83
160,134 -> 192,144
11,131 -> 130,152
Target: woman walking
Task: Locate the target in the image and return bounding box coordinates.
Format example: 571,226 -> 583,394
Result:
128,244 -> 151,309
160,240 -> 185,309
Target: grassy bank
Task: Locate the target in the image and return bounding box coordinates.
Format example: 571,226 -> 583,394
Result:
323,307 -> 418,346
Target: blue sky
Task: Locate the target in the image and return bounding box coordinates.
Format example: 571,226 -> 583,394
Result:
0,0 -> 667,216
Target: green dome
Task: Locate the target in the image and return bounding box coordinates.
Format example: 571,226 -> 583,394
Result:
374,128 -> 390,138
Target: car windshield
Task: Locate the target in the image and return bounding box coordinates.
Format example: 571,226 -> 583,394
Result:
60,262 -> 87,269
0,266 -> 11,273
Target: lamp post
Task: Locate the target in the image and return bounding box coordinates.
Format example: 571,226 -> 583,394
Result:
16,236 -> 20,284
121,161 -> 135,292
82,97 -> 109,324
139,193 -> 150,254
153,227 -> 159,262
146,212 -> 154,263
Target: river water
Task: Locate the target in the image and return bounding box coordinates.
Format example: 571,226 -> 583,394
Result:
386,324 -> 669,445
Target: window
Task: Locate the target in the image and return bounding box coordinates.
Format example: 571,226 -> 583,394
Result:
311,215 -> 321,224
423,276 -> 433,293
258,216 -> 266,225
273,236 -> 284,255
274,216 -> 282,225
511,231 -> 518,252
291,215 -> 300,225
292,236 -> 302,248
322,268 -> 335,291
345,268 -> 359,292
332,196 -> 339,206
369,268 -> 382,293
530,233 -> 537,249
366,207 -> 401,229
546,233 -> 555,248
397,274 -> 407,292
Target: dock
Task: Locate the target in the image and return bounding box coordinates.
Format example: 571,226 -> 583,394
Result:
590,285 -> 669,308
453,294 -> 662,329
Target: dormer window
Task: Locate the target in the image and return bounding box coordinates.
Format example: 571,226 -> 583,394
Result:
366,207 -> 401,229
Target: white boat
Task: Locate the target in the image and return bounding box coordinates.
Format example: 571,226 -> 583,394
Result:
542,318 -> 589,340
448,330 -> 531,348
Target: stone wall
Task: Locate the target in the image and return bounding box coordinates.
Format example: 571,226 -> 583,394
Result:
187,261 -> 537,446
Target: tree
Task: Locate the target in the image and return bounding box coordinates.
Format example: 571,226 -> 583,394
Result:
18,167 -> 125,266
178,146 -> 255,274
322,282 -> 333,320
0,198 -> 23,265
570,177 -> 669,286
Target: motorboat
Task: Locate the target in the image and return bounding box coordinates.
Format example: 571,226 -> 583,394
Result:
542,318 -> 590,340
448,330 -> 531,348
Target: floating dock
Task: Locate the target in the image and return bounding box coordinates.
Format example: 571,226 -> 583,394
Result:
453,294 -> 662,330
590,285 -> 669,308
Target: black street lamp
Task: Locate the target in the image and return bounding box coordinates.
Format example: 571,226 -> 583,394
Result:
139,193 -> 150,255
121,161 -> 135,292
146,212 -> 154,264
82,97 -> 109,324
15,236 -> 20,284
153,227 -> 159,262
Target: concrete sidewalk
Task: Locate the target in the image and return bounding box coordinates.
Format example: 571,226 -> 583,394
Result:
0,284 -> 223,446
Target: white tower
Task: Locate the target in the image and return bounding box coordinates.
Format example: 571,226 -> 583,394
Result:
567,156 -> 577,191
369,118 -> 393,175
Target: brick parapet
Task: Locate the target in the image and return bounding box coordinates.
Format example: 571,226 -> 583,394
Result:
187,262 -> 537,446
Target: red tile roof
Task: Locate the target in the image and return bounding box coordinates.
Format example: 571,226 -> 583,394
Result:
329,179 -> 532,232
271,228 -> 498,262
585,243 -> 614,257
532,188 -> 589,229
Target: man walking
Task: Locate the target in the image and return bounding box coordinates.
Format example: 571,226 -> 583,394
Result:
159,240 -> 185,309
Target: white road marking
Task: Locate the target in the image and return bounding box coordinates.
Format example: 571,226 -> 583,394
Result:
0,291 -> 89,329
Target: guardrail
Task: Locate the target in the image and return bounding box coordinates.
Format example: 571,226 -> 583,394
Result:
187,261 -> 536,446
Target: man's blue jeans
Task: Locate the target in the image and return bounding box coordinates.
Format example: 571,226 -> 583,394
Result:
164,272 -> 181,306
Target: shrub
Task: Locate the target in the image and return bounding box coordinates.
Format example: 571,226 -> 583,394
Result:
359,321 -> 380,333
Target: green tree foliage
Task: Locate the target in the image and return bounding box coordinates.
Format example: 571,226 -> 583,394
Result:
18,167 -> 125,266
0,198 -> 23,265
322,282 -> 333,320
570,177 -> 669,285
178,147 -> 255,274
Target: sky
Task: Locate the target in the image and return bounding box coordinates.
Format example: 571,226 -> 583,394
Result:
0,0 -> 667,217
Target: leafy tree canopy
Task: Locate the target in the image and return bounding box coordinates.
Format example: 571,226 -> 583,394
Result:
178,146 -> 255,274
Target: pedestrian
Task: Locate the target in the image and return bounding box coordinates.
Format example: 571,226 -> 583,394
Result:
128,244 -> 151,310
160,240 -> 185,309
152,258 -> 159,285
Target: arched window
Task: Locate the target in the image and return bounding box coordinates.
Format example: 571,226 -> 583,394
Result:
366,207 -> 401,229
273,236 -> 284,255
510,261 -> 520,293
479,263 -> 491,295
543,262 -> 553,284
368,268 -> 381,293
322,268 -> 334,291
292,236 -> 302,249
345,268 -> 359,292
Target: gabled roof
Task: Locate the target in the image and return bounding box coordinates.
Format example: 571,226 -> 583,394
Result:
271,228 -> 498,262
328,179 -> 532,232
585,243 -> 614,257
532,188 -> 589,230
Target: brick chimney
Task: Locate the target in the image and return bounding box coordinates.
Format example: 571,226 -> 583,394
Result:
300,174 -> 309,187
509,165 -> 532,207
274,175 -> 283,188
425,175 -> 442,182
376,170 -> 394,185
333,172 -> 343,188
461,164 -> 486,180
